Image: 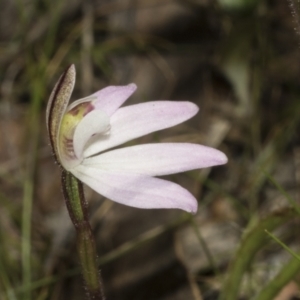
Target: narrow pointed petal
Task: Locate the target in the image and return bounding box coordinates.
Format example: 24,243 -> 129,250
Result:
91,84 -> 137,116
46,65 -> 76,163
71,165 -> 198,213
83,101 -> 199,157
84,143 -> 227,176
73,110 -> 110,160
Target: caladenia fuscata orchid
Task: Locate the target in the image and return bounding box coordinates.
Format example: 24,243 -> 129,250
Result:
46,64 -> 227,299
47,65 -> 227,212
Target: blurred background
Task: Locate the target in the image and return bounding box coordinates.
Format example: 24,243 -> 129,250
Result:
1,0 -> 300,299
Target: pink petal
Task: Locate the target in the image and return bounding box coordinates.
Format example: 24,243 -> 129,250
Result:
73,110 -> 110,160
83,101 -> 199,157
71,165 -> 198,213
91,84 -> 137,116
84,143 -> 227,176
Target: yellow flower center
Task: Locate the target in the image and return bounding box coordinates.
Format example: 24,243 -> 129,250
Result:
59,102 -> 94,163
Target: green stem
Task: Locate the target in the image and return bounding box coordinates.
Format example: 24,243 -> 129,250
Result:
22,178 -> 33,300
254,253 -> 300,300
219,208 -> 298,300
62,170 -> 104,299
22,76 -> 43,300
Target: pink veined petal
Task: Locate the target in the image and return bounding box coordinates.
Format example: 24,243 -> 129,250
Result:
73,110 -> 110,160
83,101 -> 199,158
71,165 -> 198,213
83,143 -> 227,176
91,84 -> 137,116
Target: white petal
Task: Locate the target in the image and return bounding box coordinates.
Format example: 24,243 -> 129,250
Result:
91,84 -> 137,116
83,143 -> 227,176
72,165 -> 198,212
83,101 -> 199,157
73,110 -> 110,160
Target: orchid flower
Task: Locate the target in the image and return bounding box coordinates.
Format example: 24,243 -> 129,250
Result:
46,65 -> 227,213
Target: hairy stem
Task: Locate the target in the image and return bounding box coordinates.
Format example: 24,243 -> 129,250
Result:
62,170 -> 105,300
